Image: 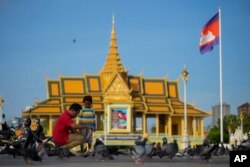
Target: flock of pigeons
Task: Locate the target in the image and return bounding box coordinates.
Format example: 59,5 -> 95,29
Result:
1,132 -> 250,165
0,134 -> 51,163
92,135 -> 250,164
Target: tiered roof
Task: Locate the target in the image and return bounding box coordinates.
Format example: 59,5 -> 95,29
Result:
23,17 -> 209,118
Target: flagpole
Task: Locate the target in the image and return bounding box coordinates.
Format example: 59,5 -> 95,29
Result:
218,7 -> 223,143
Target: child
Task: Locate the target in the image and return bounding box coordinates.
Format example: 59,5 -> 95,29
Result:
79,95 -> 96,154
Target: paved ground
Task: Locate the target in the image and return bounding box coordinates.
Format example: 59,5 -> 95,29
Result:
0,154 -> 229,167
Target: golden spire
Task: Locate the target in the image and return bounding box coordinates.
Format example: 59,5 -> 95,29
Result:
100,15 -> 126,74
100,15 -> 127,88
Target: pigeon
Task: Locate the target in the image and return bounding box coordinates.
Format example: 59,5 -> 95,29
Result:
236,142 -> 250,151
215,142 -> 225,156
130,138 -> 148,164
106,146 -> 129,156
155,142 -> 165,158
0,128 -> 15,140
183,145 -> 195,159
92,138 -> 114,160
156,136 -> 168,157
0,138 -> 24,158
2,138 -> 42,164
199,144 -> 219,163
35,136 -> 52,157
162,137 -> 168,144
161,139 -> 179,159
224,146 -> 230,155
145,142 -> 156,159
239,136 -> 250,151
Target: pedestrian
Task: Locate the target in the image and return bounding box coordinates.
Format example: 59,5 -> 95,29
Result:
52,103 -> 92,156
1,114 -> 9,130
32,118 -> 44,139
203,135 -> 210,147
22,117 -> 43,164
0,114 -> 13,140
79,95 -> 96,155
23,117 -> 42,148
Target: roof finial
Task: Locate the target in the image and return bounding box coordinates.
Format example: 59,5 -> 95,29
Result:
100,13 -> 126,76
112,14 -> 115,26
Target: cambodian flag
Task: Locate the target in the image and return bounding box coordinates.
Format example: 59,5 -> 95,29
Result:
199,12 -> 219,54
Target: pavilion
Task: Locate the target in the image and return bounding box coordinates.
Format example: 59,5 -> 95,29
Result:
22,17 -> 210,146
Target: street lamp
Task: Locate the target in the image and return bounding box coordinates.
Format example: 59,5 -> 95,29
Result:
181,65 -> 190,149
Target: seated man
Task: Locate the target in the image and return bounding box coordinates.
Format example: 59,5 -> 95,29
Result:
52,103 -> 92,156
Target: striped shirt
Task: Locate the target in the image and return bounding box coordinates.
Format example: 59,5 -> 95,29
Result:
79,107 -> 96,129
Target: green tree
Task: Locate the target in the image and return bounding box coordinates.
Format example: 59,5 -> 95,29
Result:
207,125 -> 220,144
224,114 -> 238,135
208,114 -> 240,143
243,115 -> 250,134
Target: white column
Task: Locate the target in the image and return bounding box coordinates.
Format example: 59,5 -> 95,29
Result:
182,65 -> 190,149
167,116 -> 172,136
218,7 -> 224,143
156,114 -> 159,137
104,105 -> 108,145
192,117 -> 197,136
49,115 -> 53,136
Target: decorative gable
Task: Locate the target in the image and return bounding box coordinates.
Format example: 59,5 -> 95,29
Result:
103,72 -> 131,102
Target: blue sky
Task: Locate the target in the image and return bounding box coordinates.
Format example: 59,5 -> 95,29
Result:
0,0 -> 250,126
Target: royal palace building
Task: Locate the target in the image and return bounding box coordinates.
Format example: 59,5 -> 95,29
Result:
22,17 -> 210,146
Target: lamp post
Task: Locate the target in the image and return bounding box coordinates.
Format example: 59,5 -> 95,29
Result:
181,65 -> 190,149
